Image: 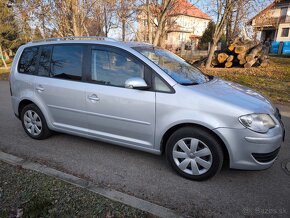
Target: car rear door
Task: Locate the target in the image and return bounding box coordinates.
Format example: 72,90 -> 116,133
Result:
34,44 -> 87,134
84,45 -> 156,149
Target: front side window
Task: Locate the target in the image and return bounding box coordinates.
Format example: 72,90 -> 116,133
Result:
51,45 -> 83,81
18,47 -> 39,74
133,46 -> 209,85
91,49 -> 144,87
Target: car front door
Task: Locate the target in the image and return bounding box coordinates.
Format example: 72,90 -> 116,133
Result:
85,45 -> 155,149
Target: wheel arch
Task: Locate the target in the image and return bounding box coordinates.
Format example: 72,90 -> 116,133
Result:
18,99 -> 35,119
160,123 -> 230,166
18,99 -> 50,127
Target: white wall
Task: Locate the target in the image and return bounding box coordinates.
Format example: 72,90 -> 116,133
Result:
276,23 -> 290,41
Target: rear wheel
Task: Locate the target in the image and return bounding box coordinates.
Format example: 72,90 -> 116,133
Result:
21,104 -> 51,140
166,127 -> 223,181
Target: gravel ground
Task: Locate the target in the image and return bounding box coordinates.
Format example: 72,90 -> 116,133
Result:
0,161 -> 152,218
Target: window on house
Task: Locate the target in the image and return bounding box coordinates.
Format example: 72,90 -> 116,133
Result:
281,28 -> 289,37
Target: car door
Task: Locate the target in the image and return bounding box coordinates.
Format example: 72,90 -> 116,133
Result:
85,45 -> 155,148
34,44 -> 87,134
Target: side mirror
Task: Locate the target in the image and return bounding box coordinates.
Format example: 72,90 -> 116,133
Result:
125,77 -> 148,89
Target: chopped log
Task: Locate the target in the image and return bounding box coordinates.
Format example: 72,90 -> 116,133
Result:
239,59 -> 246,65
227,55 -> 234,62
245,44 -> 263,62
217,53 -> 229,63
212,58 -> 219,66
228,44 -> 235,51
237,52 -> 246,60
235,46 -> 246,54
244,58 -> 258,68
225,61 -> 233,68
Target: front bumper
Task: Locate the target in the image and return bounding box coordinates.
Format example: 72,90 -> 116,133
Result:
213,123 -> 284,170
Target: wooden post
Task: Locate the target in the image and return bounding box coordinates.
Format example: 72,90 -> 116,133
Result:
278,42 -> 283,55
0,46 -> 8,68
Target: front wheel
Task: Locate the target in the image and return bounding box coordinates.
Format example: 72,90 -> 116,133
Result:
21,104 -> 51,140
166,127 -> 224,181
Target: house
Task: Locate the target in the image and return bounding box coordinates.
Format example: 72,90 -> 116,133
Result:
247,0 -> 290,42
137,0 -> 211,50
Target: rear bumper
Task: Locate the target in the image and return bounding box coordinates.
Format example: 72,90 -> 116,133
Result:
213,124 -> 283,170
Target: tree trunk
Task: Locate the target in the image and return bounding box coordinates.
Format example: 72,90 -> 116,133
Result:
72,0 -> 81,36
104,6 -> 108,37
146,0 -> 152,43
205,42 -> 217,68
122,18 -> 126,41
153,0 -> 172,46
245,44 -> 263,62
0,46 -> 8,68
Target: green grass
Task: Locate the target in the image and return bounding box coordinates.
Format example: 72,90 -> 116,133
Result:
0,161 -> 153,218
203,57 -> 290,103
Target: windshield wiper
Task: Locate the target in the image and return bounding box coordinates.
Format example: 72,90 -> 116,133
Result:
180,82 -> 199,86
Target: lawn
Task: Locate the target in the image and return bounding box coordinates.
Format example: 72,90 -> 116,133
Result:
202,57 -> 290,103
0,161 -> 152,218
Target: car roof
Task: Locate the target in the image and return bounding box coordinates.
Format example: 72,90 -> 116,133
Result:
24,37 -> 153,49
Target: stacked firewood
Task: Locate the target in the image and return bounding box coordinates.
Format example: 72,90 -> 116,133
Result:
211,37 -> 270,68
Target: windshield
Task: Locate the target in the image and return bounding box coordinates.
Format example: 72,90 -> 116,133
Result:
133,46 -> 209,85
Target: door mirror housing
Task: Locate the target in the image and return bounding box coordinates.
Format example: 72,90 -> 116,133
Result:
125,77 -> 148,89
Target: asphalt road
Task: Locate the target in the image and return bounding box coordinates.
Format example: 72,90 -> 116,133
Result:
0,80 -> 289,217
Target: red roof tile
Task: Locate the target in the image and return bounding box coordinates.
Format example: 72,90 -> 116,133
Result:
170,0 -> 211,20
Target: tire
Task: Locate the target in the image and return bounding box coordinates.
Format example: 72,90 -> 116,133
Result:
21,104 -> 51,140
166,127 -> 223,181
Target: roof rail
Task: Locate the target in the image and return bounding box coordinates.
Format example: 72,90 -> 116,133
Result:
30,36 -> 117,43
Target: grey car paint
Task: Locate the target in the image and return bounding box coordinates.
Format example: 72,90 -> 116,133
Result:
10,40 -> 284,171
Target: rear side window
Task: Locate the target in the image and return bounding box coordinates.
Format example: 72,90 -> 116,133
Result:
38,46 -> 52,77
18,47 -> 39,74
51,45 -> 83,81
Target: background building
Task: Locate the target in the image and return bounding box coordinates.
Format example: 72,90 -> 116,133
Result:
137,0 -> 211,50
247,0 -> 290,42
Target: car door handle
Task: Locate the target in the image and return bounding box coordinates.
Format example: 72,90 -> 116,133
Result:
88,94 -> 100,101
36,86 -> 45,92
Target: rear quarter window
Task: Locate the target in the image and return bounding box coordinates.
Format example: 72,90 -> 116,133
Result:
18,47 -> 39,74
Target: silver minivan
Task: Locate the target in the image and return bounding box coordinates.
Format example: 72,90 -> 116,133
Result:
10,37 -> 285,180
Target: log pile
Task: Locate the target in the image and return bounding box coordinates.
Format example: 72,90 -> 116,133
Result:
210,37 -> 270,68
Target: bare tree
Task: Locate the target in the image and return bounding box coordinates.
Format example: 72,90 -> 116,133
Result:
205,0 -> 235,69
116,0 -> 136,41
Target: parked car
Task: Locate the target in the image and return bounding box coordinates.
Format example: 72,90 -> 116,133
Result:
10,37 -> 285,181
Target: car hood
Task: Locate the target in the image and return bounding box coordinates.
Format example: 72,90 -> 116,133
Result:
189,78 -> 276,115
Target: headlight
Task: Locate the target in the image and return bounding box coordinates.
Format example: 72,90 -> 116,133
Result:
239,114 -> 276,133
